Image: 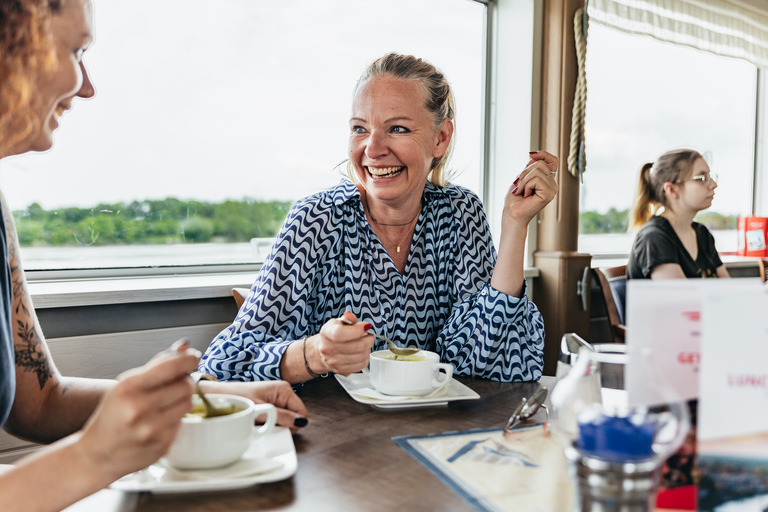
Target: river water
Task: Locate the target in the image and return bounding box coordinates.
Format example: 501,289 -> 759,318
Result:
16,232 -> 740,271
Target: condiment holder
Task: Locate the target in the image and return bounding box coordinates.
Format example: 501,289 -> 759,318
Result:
550,343 -> 689,511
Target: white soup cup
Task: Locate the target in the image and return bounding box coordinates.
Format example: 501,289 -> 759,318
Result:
369,349 -> 453,396
165,394 -> 277,470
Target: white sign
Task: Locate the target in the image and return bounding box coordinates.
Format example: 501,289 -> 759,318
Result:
626,279 -> 763,408
699,287 -> 768,441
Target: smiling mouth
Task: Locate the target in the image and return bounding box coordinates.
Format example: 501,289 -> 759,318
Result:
367,166 -> 404,179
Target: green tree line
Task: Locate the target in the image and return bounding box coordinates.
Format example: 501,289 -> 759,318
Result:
13,198 -> 293,246
579,208 -> 737,234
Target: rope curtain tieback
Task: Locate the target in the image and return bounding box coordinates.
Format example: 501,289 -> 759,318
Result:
568,5 -> 588,182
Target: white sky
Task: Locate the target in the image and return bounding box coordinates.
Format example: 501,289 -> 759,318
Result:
583,23 -> 756,217
0,2 -> 758,221
0,0 -> 484,211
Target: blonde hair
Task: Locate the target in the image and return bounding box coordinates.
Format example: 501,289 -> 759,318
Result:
0,0 -> 58,157
347,52 -> 456,187
629,148 -> 704,230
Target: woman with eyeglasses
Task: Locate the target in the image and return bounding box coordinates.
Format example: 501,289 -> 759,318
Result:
627,148 -> 729,279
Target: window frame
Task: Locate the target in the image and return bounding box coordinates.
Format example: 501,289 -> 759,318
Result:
26,0 -> 546,286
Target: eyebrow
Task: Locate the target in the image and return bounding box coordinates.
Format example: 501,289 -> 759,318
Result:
349,116 -> 415,123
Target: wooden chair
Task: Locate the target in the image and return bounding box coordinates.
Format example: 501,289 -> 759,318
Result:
602,265 -> 627,325
232,287 -> 250,309
589,266 -> 627,344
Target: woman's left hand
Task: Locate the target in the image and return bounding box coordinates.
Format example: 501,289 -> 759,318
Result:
504,150 -> 559,227
199,380 -> 309,434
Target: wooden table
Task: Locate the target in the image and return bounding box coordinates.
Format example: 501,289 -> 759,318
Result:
65,376 -> 553,512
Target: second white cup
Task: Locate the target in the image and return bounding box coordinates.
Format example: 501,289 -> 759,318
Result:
369,349 -> 453,396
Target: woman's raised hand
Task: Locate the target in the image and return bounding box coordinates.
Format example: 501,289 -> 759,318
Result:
309,311 -> 374,377
504,150 -> 559,227
75,340 -> 200,482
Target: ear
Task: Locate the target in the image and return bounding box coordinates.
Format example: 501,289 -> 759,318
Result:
432,118 -> 454,159
662,181 -> 679,199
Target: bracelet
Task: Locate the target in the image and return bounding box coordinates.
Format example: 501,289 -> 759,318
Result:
302,338 -> 329,379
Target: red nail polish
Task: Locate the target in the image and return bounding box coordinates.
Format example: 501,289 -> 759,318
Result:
529,151 -> 537,154
364,323 -> 373,332
512,186 -> 518,194
513,176 -> 520,185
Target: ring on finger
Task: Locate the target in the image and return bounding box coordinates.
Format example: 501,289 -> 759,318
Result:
547,171 -> 557,178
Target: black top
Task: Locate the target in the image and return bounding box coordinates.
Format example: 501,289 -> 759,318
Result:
627,216 -> 722,279
0,202 -> 14,428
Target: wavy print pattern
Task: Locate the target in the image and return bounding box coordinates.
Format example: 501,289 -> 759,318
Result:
199,181 -> 544,382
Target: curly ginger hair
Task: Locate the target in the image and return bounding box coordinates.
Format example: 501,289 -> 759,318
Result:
0,0 -> 56,157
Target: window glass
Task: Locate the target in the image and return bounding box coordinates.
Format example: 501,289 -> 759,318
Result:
2,0 -> 486,271
580,23 -> 756,263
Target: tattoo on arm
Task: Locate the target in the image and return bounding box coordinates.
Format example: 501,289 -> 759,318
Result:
1,192 -> 54,390
15,319 -> 52,390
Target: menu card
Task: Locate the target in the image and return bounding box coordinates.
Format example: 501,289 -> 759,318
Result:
625,279 -> 763,407
699,286 -> 768,440
697,286 -> 768,511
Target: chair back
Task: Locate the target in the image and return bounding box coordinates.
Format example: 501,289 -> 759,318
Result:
588,266 -> 626,344
603,265 -> 627,325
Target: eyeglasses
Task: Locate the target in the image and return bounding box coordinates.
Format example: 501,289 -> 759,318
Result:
503,387 -> 549,436
689,173 -> 718,185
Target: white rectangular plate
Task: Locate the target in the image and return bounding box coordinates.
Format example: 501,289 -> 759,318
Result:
336,373 -> 480,408
110,426 -> 296,494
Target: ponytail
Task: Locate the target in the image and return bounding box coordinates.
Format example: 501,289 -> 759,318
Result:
629,162 -> 655,231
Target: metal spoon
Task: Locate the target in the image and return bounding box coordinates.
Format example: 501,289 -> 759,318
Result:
340,318 -> 420,356
192,373 -> 232,418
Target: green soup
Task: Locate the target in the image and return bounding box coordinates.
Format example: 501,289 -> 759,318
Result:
185,402 -> 245,419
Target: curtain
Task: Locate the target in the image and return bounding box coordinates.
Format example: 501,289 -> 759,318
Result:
588,0 -> 768,68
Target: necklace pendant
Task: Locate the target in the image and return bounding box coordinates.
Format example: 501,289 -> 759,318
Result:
396,246 -> 401,253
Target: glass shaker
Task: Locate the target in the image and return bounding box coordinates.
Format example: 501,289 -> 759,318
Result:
550,346 -> 689,512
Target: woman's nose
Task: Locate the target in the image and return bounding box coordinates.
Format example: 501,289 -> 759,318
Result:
77,61 -> 96,99
364,131 -> 388,159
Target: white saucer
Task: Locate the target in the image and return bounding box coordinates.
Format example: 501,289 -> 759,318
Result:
335,372 -> 480,409
110,426 -> 296,494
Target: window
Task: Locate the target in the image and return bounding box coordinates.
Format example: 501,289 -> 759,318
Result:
1,0 -> 486,272
579,23 -> 757,262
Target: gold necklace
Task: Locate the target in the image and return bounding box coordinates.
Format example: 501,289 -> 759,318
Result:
365,195 -> 420,253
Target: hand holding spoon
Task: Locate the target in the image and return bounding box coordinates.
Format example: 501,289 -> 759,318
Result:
339,318 -> 420,356
192,373 -> 234,418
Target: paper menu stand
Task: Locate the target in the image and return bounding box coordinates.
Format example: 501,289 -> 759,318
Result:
625,279 -> 764,408
697,286 -> 768,512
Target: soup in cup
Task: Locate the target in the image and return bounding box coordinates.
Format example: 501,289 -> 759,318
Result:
369,349 -> 453,396
165,394 -> 276,470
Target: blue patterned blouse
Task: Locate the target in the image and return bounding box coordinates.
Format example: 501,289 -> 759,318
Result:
200,180 -> 545,382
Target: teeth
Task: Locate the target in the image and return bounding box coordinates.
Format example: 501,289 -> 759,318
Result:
368,166 -> 404,177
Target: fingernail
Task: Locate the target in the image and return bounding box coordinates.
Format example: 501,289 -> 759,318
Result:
191,349 -> 202,359
293,416 -> 309,428
170,339 -> 189,351
513,175 -> 520,185
364,323 -> 373,332
512,186 -> 518,194
529,150 -> 537,154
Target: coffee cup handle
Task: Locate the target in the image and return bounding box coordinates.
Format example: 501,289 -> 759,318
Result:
432,363 -> 453,388
251,403 -> 277,437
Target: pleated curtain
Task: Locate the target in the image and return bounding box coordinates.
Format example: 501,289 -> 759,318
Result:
588,0 -> 768,68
